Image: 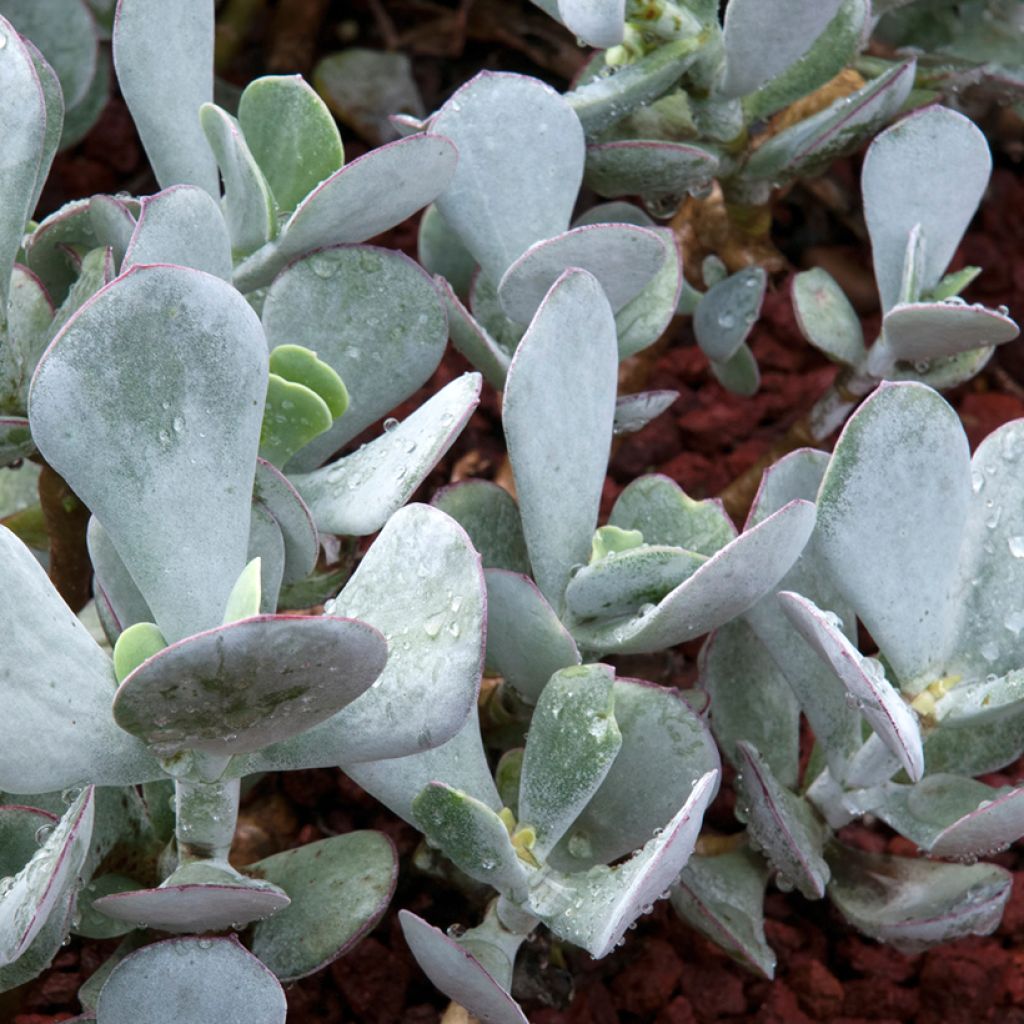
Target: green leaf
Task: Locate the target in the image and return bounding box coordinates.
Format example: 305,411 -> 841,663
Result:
259,373 -> 333,469
695,267 -> 766,362
418,204 -> 476,300
269,344 -> 348,418
222,558 -> 262,624
238,75 -> 344,213
584,140 -> 718,199
792,267 -> 866,366
112,621 -> 167,683
881,301 -> 1018,363
437,276 -> 511,389
709,342 -> 760,397
433,481 -> 529,574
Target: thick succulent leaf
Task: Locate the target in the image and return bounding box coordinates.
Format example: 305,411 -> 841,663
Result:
528,771 -> 717,957
432,72 -> 584,286
199,104 -> 277,257
0,16 -> 47,317
584,140 -> 719,199
21,38 -> 64,218
892,344 -> 995,390
504,270 -> 618,608
933,672 -> 1024,729
1,267 -> 53,412
60,54 -> 110,150
399,911 -> 529,1024
741,60 -> 916,189
780,591 -> 924,781
248,506 -> 285,612
672,847 -> 775,979
610,474 -> 736,554
433,482 -> 529,574
567,545 -> 707,620
557,0 -> 624,48
735,742 -> 829,899
882,301 -> 1018,363
93,861 -> 290,932
566,38 -> 704,136
347,703 -> 501,824
252,459 -> 318,585
710,342 -> 760,397
122,185 -> 233,280
924,701 -> 1024,777
519,665 -> 622,858
24,199 -> 95,304
863,105 -> 991,312
261,244 -> 447,466
75,874 -> 144,940
112,0 -> 218,196
87,517 -> 152,634
46,246 -> 115,344
414,784 -> 529,900
89,195 -> 140,264
235,504 -> 484,771
0,788 -> 92,968
248,832 -> 397,982
572,500 -> 815,655
792,267 -> 866,367
0,527 -> 160,792
614,391 -> 678,435
869,774 -> 1024,860
437,276 -> 511,389
237,75 -> 344,214
497,224 -> 667,324
718,0 -> 844,98
30,264 -> 268,643
551,679 -> 719,871
742,0 -> 869,121
484,570 -> 580,704
703,620 -> 800,789
0,889 -> 74,994
815,382 -> 970,686
827,844 -> 1012,954
292,372 -> 481,536
95,935 -> 287,1023
615,229 -> 684,358
259,374 -> 332,468
694,267 -> 766,362
574,201 -> 656,229
420,205 -> 477,300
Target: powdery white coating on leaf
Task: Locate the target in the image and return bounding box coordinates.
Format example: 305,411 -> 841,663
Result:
615,228 -> 685,359
122,185 -> 233,281
262,245 -> 448,466
437,276 -> 511,389
863,106 -> 991,313
815,381 -> 970,688
572,499 -> 816,655
20,37 -> 64,226
0,528 -> 160,793
95,935 -> 287,1024
882,301 -> 1018,362
399,911 -> 529,1024
246,505 -> 285,612
503,269 -> 618,609
433,482 -> 530,575
252,459 -> 318,584
584,140 -> 719,199
694,267 -> 766,362
292,373 -> 481,536
433,72 -> 584,286
557,0 -> 624,48
718,0 -> 844,98
112,0 -> 219,197
29,264 -> 268,643
792,267 -> 866,367
497,223 -> 667,324
88,196 -> 136,270
613,391 -> 679,436
86,517 -> 152,633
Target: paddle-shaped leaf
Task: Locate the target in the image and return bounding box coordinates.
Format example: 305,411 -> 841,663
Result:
882,301 -> 1018,363
261,244 -> 447,466
112,0 -> 218,196
433,482 -> 529,574
504,270 -> 618,608
827,844 -> 1012,953
584,141 -> 719,200
863,106 -> 991,312
87,518 -> 152,635
95,935 -> 287,1024
24,199 -> 96,304
792,267 -> 866,367
292,372 -> 481,536
252,459 -> 318,585
30,264 -> 268,643
558,0 -> 624,48
432,72 -> 584,286
248,832 -> 397,981
613,391 -> 678,436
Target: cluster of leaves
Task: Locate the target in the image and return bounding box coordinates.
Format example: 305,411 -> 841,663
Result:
0,1 -> 1021,1022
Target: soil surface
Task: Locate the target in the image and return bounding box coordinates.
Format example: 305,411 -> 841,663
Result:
10,2 -> 1024,1021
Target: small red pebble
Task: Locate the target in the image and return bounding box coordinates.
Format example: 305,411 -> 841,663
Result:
787,957 -> 844,1020
753,981 -> 814,1024
610,938 -> 684,1016
654,995 -> 699,1024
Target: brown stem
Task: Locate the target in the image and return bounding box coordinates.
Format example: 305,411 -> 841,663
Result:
38,463 -> 92,612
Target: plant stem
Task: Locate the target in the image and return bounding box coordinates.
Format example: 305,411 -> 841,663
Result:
175,776 -> 241,864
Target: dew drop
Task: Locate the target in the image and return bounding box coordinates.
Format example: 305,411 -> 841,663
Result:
0,32 -> 7,50
383,417 -> 399,432
1009,536 -> 1024,559
35,824 -> 54,845
717,311 -> 735,329
172,415 -> 185,433
980,642 -> 1000,663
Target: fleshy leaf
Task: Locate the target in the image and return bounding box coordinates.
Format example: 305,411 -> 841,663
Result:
528,771 -> 717,957
112,615 -> 386,757
261,244 -> 447,467
248,832 -> 397,981
503,270 -> 618,608
672,847 -> 775,979
292,373 -> 480,536
613,391 -> 678,435
237,75 -> 344,213
21,36 -> 64,222
497,224 -> 667,324
259,374 -> 332,469
694,267 -> 766,362
122,185 -> 233,280
484,570 -> 580,704
252,459 -> 318,585
112,621 -> 167,683
735,741 -> 829,899
615,228 -> 684,358
863,105 -> 991,312
882,301 -> 1018,363
432,72 -> 584,286
269,344 -> 348,418
419,203 -> 478,299
30,264 -> 268,643
584,140 -> 719,200
924,703 -> 1024,778
827,844 -> 1012,954
222,558 -> 262,624
709,344 -> 760,397
0,527 -> 160,792
792,267 -> 866,366
558,0 -> 624,48
248,505 -> 285,613
24,199 -> 96,304
436,276 -> 511,389
814,382 -> 970,687
234,504 -> 484,771
551,679 -> 719,870
94,935 -> 287,1023
87,517 -> 152,635
112,0 -> 219,196
433,482 -> 529,574
571,500 -> 815,655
